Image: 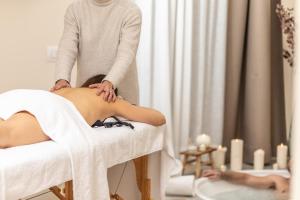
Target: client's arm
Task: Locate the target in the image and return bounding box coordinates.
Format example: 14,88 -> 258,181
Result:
203,170 -> 275,190
113,99 -> 166,126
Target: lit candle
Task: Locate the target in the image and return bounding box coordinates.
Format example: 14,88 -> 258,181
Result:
254,149 -> 265,170
230,139 -> 244,171
213,145 -> 227,169
277,143 -> 288,169
196,134 -> 211,146
220,165 -> 227,172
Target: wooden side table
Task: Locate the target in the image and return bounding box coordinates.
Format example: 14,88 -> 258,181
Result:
180,146 -> 217,178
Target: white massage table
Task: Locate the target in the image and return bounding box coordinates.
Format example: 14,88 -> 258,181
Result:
0,122 -> 166,200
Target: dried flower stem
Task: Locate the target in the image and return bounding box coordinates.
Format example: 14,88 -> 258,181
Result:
276,4 -> 295,67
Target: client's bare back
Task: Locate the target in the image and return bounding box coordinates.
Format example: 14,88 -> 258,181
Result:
54,88 -> 114,125
54,88 -> 166,126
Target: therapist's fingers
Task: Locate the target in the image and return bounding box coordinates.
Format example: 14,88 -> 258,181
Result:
92,84 -> 105,96
51,86 -> 58,92
112,93 -> 117,102
89,83 -> 100,88
107,90 -> 115,103
51,84 -> 60,92
112,91 -> 117,102
106,91 -> 111,102
50,82 -> 69,92
96,87 -> 106,96
102,89 -> 110,101
61,83 -> 71,89
101,85 -> 111,100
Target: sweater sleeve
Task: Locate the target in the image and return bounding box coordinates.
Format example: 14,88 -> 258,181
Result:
55,4 -> 79,82
103,6 -> 142,88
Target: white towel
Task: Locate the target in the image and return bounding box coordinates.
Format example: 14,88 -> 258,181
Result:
0,89 -> 109,200
165,175 -> 195,197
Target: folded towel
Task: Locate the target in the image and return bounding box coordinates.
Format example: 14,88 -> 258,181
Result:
0,89 -> 109,200
165,175 -> 195,197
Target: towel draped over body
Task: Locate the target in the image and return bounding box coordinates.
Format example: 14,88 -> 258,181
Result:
0,89 -> 110,200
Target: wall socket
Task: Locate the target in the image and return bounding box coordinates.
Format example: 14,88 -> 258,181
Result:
47,46 -> 58,62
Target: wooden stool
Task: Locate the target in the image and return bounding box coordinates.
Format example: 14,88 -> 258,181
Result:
111,194 -> 124,200
180,146 -> 216,178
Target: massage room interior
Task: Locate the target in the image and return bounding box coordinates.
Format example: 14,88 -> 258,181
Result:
0,0 -> 300,200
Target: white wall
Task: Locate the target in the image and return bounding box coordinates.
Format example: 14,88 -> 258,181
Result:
0,1 -> 71,199
0,0 -> 74,92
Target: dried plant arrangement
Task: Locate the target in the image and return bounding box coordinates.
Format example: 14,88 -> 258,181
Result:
276,4 -> 295,67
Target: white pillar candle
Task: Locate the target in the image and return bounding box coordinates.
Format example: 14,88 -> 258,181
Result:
196,134 -> 211,146
188,145 -> 197,151
230,139 -> 244,171
273,163 -> 279,170
254,149 -> 265,170
277,143 -> 288,169
199,144 -> 207,151
213,145 -> 227,169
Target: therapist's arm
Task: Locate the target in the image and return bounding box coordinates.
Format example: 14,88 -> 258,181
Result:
103,6 -> 142,88
54,4 -> 79,89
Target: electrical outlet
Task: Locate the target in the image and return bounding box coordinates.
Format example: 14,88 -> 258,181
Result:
47,46 -> 58,62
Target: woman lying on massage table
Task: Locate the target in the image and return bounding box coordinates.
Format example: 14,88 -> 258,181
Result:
0,74 -> 166,148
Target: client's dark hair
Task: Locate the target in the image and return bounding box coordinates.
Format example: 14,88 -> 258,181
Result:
81,74 -> 118,95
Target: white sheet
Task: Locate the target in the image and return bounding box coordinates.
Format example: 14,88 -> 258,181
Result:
0,89 -> 169,200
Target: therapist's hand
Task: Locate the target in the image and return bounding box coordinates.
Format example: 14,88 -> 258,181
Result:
89,81 -> 117,103
50,79 -> 71,92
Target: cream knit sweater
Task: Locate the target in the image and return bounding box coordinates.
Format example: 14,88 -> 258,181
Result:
55,0 -> 141,104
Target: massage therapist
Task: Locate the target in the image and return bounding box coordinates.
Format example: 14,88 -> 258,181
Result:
51,0 -> 142,104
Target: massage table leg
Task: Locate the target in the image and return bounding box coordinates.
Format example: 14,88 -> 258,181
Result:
50,156 -> 151,200
134,155 -> 151,200
49,181 -> 73,200
65,181 -> 73,200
